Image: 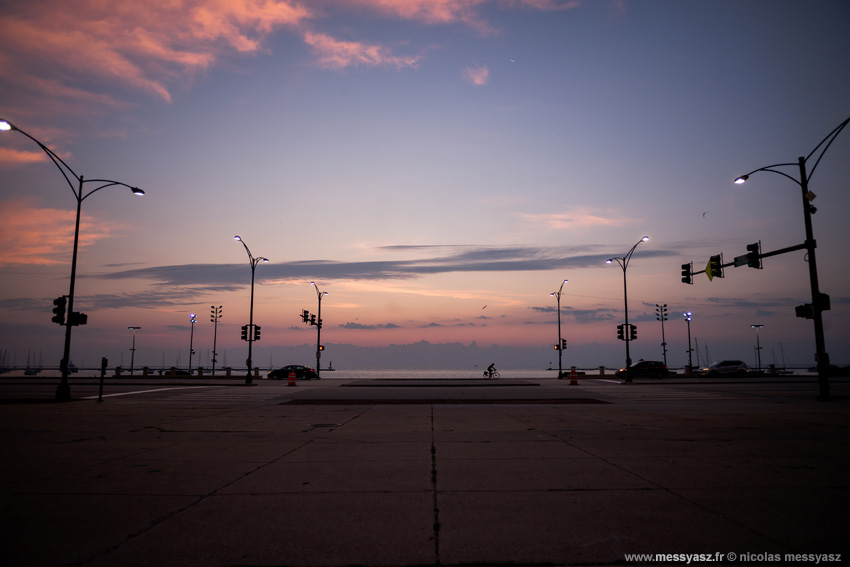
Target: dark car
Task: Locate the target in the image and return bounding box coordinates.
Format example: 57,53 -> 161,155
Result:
697,360 -> 749,377
615,360 -> 671,379
267,365 -> 319,380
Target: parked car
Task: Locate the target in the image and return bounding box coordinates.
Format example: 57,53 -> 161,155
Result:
697,360 -> 749,377
267,365 -> 319,380
615,360 -> 671,379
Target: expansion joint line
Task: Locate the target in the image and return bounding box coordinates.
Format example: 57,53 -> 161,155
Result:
430,404 -> 441,565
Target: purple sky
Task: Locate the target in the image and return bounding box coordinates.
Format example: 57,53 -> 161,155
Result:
1,0 -> 849,370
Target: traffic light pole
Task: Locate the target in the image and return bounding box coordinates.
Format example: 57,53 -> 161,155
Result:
608,237 -> 648,383
235,236 -> 268,385
798,157 -> 830,400
56,188 -> 83,400
311,282 -> 327,379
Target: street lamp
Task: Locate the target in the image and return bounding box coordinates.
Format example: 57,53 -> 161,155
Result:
311,282 -> 328,378
549,279 -> 568,379
683,312 -> 693,372
1,119 -> 144,400
734,115 -> 848,400
128,326 -> 141,376
655,304 -> 668,367
234,236 -> 268,384
188,313 -> 197,373
606,236 -> 649,383
751,324 -> 764,372
210,305 -> 222,376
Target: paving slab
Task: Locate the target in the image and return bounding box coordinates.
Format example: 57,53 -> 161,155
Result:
1,377 -> 848,566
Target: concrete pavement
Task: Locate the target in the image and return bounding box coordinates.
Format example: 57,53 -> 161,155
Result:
1,377 -> 848,566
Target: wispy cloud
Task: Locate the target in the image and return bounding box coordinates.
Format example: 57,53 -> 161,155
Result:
95,244 -> 676,290
339,321 -> 400,330
463,64 -> 490,86
519,207 -> 639,231
0,0 -> 583,132
0,198 -> 120,266
0,0 -> 311,110
303,31 -> 421,70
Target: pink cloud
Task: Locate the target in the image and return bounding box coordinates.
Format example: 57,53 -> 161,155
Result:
344,0 -> 495,33
519,207 -> 638,230
0,0 -> 312,105
463,64 -> 490,85
0,148 -> 48,167
303,31 -> 421,70
0,198 -> 121,266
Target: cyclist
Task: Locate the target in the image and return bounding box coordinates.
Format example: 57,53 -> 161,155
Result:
485,362 -> 497,379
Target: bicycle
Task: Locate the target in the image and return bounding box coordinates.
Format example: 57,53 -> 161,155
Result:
484,370 -> 500,379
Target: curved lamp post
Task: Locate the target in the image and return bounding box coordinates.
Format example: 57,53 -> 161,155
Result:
734,115 -> 849,400
1,119 -> 144,400
311,282 -> 328,378
234,236 -> 268,384
549,279 -> 568,379
188,313 -> 197,372
607,236 -> 649,383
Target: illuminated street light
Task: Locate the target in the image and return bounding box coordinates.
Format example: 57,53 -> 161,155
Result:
683,312 -> 693,372
549,279 -> 568,379
735,115 -> 849,400
311,282 -> 329,378
234,236 -> 268,384
1,119 -> 144,400
606,236 -> 649,383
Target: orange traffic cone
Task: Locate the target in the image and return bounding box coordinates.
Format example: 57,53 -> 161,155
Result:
287,370 -> 297,387
569,366 -> 579,385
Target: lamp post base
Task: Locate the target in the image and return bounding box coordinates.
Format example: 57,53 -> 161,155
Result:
55,382 -> 71,401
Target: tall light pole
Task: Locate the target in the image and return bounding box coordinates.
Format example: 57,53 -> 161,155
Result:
655,304 -> 668,367
751,324 -> 764,372
234,236 -> 268,385
188,313 -> 197,372
311,282 -> 328,378
210,305 -> 222,376
607,236 -> 649,383
1,119 -> 144,400
549,279 -> 568,379
683,312 -> 693,372
734,116 -> 848,400
128,326 -> 141,376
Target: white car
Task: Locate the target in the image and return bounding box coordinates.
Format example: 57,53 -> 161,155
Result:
698,360 -> 749,377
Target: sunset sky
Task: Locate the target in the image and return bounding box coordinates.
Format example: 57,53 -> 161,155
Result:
1,0 -> 849,371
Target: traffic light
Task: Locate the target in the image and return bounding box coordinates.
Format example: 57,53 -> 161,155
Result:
318,345 -> 324,351
317,318 -> 322,329
708,254 -> 723,279
253,325 -> 261,341
241,325 -> 248,341
301,310 -> 309,323
629,324 -> 637,341
746,242 -> 762,269
52,296 -> 67,325
616,324 -> 624,341
553,343 -> 560,351
561,339 -> 567,350
68,311 -> 87,326
681,263 -> 692,285
310,314 -> 316,326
